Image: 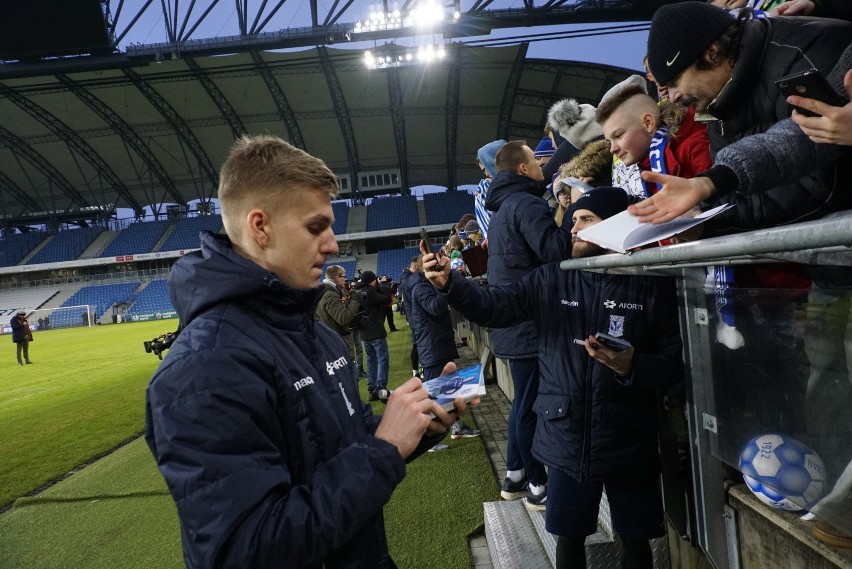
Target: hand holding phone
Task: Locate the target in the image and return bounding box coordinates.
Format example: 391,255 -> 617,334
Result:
419,227 -> 436,256
775,69 -> 845,118
593,332 -> 632,352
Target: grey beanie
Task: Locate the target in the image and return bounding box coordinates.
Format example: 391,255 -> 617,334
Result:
547,99 -> 603,150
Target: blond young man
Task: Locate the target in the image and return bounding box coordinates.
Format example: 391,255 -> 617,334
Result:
145,135 -> 468,569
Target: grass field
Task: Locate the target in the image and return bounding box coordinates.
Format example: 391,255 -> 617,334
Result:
0,314 -> 498,568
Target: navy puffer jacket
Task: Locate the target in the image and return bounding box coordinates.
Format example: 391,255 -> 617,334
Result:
407,271 -> 459,368
484,172 -> 574,358
145,232 -> 437,569
442,265 -> 683,480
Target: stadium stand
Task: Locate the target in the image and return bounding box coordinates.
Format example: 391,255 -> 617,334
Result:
100,220 -> 171,257
158,215 -> 223,252
376,247 -> 421,280
0,289 -> 60,316
51,282 -> 141,327
125,280 -> 175,318
321,260 -> 356,282
26,227 -> 105,265
423,191 -> 475,225
365,196 -> 418,231
0,232 -> 48,267
331,202 -> 349,235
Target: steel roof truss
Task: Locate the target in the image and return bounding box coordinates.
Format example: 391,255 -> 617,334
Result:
56,74 -> 185,206
386,68 -> 409,195
124,68 -> 218,194
250,51 -> 306,150
318,47 -> 360,201
184,58 -> 246,139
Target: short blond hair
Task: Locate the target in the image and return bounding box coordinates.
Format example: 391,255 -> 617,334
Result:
218,135 -> 339,238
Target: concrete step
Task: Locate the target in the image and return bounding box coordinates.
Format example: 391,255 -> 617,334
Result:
484,492 -> 672,569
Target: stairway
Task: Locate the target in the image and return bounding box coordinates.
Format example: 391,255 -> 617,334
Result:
483,492 -> 671,569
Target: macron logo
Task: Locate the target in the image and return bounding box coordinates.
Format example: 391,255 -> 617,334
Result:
326,356 -> 348,376
604,300 -> 616,309
293,376 -> 315,391
561,299 -> 579,307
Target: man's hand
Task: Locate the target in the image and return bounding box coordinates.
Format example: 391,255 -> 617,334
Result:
375,377 -> 440,458
422,248 -> 452,289
583,335 -> 635,377
629,172 -> 717,223
790,70 -> 852,146
770,0 -> 815,16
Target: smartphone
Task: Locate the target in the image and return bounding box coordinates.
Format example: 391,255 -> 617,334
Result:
593,332 -> 632,352
419,227 -> 434,255
775,69 -> 845,117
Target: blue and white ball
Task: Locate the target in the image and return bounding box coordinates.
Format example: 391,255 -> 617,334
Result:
739,433 -> 826,512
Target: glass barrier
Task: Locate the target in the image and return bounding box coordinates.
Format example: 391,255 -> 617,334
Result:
699,270 -> 852,535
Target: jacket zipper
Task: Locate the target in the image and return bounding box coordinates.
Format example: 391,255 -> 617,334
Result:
580,275 -> 598,480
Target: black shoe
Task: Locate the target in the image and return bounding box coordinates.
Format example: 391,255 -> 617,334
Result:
523,488 -> 547,511
25,360 -> 32,364
501,477 -> 528,500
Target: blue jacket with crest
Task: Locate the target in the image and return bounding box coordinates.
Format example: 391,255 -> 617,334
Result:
442,265 -> 683,480
145,231 -> 437,569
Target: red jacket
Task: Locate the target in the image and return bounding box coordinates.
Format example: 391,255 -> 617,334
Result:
640,107 -> 712,193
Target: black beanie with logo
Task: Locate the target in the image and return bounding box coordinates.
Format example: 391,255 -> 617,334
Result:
646,2 -> 735,86
566,186 -> 631,222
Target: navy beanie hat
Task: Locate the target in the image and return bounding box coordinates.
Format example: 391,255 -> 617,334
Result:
566,186 -> 630,222
534,137 -> 555,158
647,2 -> 735,86
358,270 -> 377,285
477,140 -> 506,178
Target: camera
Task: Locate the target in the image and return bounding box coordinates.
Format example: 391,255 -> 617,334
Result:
143,327 -> 180,360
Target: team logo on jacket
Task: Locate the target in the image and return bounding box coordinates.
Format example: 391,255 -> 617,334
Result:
609,315 -> 625,338
326,356 -> 348,376
293,376 -> 315,391
604,299 -> 616,309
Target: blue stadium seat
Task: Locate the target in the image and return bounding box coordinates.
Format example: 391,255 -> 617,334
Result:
27,227 -> 105,264
321,260 -> 357,282
376,247 -> 421,281
423,191 -> 475,226
331,202 -> 349,235
0,232 -> 48,267
365,196 -> 418,231
126,280 -> 176,319
159,215 -> 223,252
100,220 -> 171,257
50,282 -> 141,328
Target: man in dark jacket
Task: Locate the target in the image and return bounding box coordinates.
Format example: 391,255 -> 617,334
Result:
10,309 -> 33,365
316,264 -> 362,371
407,259 -> 480,442
424,186 -> 684,569
145,135 -> 467,569
353,270 -> 393,400
645,2 -> 852,233
485,139 -> 575,507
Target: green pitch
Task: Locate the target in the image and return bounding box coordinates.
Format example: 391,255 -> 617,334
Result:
0,315 -> 497,568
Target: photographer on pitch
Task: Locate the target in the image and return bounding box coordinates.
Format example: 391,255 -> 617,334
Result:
11,310 -> 33,366
423,187 -> 684,569
352,271 -> 393,400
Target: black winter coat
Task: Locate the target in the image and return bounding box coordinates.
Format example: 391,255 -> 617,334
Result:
145,232 -> 439,569
353,281 -> 391,340
484,172 -> 574,358
704,15 -> 852,234
442,266 -> 683,480
407,272 -> 459,368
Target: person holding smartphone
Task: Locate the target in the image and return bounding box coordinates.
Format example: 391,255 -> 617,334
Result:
424,187 -> 684,569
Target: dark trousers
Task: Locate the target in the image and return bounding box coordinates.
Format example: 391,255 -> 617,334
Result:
507,357 -> 546,486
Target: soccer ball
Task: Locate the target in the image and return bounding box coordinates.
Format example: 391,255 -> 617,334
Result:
739,433 -> 826,512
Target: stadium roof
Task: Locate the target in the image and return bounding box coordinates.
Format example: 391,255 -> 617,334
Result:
0,43 -> 637,226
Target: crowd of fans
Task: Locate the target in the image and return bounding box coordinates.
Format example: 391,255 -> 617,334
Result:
143,2 -> 852,567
